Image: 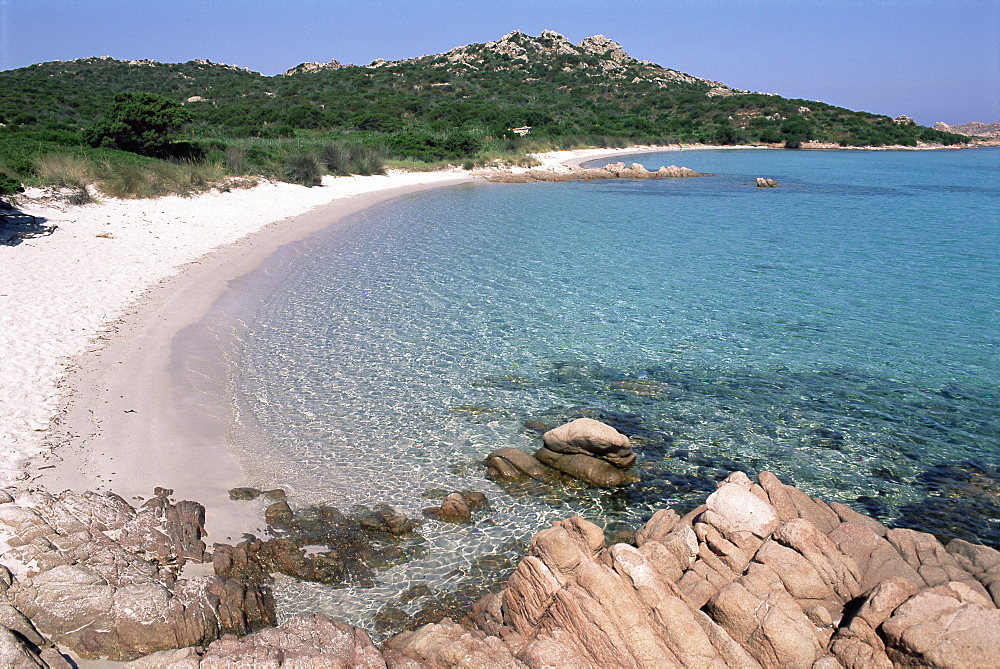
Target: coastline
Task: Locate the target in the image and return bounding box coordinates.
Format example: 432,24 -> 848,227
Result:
4,140 -> 990,538
4,170 -> 472,540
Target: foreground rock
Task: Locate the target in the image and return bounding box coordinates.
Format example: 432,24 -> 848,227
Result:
8,471 -> 1000,667
488,418 -> 639,488
0,487 -> 273,662
482,161 -> 708,183
424,470 -> 1000,667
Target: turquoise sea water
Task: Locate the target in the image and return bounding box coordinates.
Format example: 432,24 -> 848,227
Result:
231,148 -> 1000,628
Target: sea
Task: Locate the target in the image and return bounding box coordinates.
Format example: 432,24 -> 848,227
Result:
224,147 -> 1000,631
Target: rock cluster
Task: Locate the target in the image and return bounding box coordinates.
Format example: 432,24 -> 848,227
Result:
7,470 -> 1000,666
221,501 -> 422,588
0,487 -> 273,662
756,177 -> 779,187
482,162 -> 707,183
487,418 -> 639,487
386,471 -> 1000,667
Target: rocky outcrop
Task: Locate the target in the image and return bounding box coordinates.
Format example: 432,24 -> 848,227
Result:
756,177 -> 779,187
487,418 -> 639,488
389,470 -> 1000,668
8,471 -> 1000,667
0,488 -> 273,662
482,161 -> 708,183
935,120 -> 1000,137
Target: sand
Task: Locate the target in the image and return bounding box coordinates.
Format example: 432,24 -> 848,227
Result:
0,145 -> 706,540
0,169 -> 475,536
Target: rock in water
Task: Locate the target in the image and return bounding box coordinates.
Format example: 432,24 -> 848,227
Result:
18,470 -> 1000,667
542,417 -> 635,467
756,177 -> 779,187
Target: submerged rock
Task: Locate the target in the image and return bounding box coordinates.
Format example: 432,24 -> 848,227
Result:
217,503 -> 423,589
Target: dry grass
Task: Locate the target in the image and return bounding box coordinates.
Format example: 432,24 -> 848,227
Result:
35,152 -> 228,200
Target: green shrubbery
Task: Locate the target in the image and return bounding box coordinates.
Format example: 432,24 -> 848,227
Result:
0,38 -> 977,199
84,92 -> 192,157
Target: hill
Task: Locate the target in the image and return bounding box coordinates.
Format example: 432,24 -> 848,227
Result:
0,30 -> 974,193
934,120 -> 1000,138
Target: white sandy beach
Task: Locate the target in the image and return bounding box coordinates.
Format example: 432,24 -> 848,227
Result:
0,171 -> 471,494
0,145 -> 707,538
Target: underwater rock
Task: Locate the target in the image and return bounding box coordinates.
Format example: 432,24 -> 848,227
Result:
215,502 -> 423,590
423,491 -> 490,523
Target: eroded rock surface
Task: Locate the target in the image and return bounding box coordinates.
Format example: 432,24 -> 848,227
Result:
8,471 -> 1000,667
0,488 -> 273,662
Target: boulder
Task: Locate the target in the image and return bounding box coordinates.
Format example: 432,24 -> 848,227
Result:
199,613 -> 385,668
542,417 -> 634,469
756,177 -> 779,187
0,490 -> 273,661
484,447 -> 555,480
422,491 -> 489,523
882,581 -> 1000,667
535,447 -> 638,487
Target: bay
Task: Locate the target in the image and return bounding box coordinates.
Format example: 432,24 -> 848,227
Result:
231,147 -> 1000,629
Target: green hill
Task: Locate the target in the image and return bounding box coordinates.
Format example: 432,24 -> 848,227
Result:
0,30 -> 972,194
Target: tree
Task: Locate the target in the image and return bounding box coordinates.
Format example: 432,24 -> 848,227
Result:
84,92 -> 191,156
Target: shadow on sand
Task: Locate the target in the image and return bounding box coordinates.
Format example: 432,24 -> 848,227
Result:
1,199 -> 56,246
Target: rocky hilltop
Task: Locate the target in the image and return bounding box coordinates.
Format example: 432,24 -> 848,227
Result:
2,468 -> 999,666
934,120 -> 1000,137
362,29 -> 733,91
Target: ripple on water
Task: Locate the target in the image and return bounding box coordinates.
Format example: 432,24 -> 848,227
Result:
229,148 -> 1000,634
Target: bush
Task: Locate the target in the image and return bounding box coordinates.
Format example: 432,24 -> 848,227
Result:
0,174 -> 23,194
84,92 -> 192,157
34,153 -> 96,188
283,151 -> 323,186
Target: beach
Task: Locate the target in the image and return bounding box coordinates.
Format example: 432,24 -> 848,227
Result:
1,168 -> 482,537
2,142 -> 982,540
1,146 -> 670,539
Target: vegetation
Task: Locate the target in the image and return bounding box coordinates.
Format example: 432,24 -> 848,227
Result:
83,92 -> 192,156
0,32 -> 972,198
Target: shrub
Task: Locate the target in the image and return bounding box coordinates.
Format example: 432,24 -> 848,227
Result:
283,151 -> 323,186
84,92 -> 192,157
34,153 -> 96,188
0,174 -> 23,194
320,143 -> 351,176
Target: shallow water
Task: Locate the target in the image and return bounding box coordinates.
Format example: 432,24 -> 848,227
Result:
230,147 -> 1000,631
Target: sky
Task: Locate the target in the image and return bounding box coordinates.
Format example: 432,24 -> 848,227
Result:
1,0 -> 997,126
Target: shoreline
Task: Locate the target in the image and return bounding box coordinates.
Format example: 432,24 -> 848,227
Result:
5,170 -> 472,541
5,141 -> 993,539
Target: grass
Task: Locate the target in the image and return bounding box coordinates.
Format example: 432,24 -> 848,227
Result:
33,152 -> 227,199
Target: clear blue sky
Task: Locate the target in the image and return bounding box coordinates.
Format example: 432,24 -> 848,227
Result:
2,0 -> 997,126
